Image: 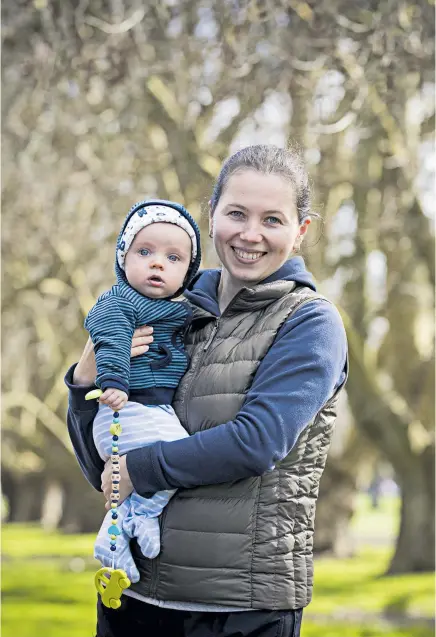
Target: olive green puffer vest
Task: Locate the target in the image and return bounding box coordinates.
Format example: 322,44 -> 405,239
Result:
131,280 -> 346,609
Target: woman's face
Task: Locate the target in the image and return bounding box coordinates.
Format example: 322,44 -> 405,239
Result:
210,170 -> 309,286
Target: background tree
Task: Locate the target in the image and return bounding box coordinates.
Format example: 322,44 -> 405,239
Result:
2,0 -> 434,572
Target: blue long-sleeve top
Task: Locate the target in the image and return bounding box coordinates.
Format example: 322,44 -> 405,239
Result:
84,280 -> 191,401
66,257 -> 348,493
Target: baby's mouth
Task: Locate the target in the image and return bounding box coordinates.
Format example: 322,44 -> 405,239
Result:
148,275 -> 165,286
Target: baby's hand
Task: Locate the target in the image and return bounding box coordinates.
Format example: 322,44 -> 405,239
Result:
99,388 -> 128,411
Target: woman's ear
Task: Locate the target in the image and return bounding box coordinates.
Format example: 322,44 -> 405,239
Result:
294,218 -> 311,250
300,217 -> 311,237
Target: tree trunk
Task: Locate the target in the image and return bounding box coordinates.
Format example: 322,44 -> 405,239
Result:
3,471 -> 45,523
388,448 -> 435,574
40,480 -> 64,531
59,477 -> 105,533
344,311 -> 435,573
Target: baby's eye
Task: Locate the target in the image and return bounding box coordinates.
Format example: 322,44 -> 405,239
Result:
168,254 -> 180,262
265,216 -> 281,225
139,248 -> 150,256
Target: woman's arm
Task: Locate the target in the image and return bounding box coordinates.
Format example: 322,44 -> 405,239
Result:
73,337 -> 97,385
66,371 -> 103,490
126,300 -> 348,496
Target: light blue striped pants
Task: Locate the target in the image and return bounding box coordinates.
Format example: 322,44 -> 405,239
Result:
93,402 -> 188,583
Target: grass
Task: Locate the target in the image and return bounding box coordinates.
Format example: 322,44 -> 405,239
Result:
2,525 -> 98,637
309,548 -> 434,618
306,549 -> 434,637
1,496 -> 434,637
302,623 -> 433,637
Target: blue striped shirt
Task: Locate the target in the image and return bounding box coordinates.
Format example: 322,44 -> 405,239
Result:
84,281 -> 191,395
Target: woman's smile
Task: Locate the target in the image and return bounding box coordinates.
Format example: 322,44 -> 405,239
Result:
231,247 -> 267,263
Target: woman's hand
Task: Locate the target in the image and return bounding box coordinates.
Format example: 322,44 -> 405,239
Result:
131,325 -> 153,357
73,326 -> 153,386
102,455 -> 133,510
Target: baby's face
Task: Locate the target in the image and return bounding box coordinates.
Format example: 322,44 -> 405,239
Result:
124,223 -> 192,298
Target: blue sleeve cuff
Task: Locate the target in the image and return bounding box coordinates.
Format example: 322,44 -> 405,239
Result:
99,376 -> 129,394
126,444 -> 165,495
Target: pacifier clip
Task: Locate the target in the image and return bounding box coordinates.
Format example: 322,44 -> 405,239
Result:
85,389 -> 131,609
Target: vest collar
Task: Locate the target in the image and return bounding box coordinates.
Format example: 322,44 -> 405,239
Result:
187,279 -> 299,321
185,258 -> 315,319
223,280 -> 298,314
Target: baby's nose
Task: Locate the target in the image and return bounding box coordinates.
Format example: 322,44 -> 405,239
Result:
150,260 -> 164,270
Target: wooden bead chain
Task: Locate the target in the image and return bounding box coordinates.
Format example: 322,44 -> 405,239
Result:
85,390 -> 131,609
108,411 -> 123,566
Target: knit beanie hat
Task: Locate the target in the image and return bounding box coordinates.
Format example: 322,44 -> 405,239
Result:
116,199 -> 202,293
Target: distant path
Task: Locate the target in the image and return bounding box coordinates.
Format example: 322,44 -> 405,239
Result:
305,610 -> 435,630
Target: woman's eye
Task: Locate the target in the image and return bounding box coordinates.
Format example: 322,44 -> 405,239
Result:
139,248 -> 150,256
265,216 -> 281,225
229,210 -> 244,219
168,255 -> 180,262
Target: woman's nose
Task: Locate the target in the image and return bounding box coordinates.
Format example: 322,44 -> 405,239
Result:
239,224 -> 263,243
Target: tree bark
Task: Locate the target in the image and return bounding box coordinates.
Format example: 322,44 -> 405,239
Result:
59,477 -> 104,534
3,470 -> 44,523
388,447 -> 435,574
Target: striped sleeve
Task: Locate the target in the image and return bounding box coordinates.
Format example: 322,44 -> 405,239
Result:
84,294 -> 136,393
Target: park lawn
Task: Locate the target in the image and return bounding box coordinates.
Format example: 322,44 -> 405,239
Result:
2,560 -> 97,637
2,523 -> 434,637
309,548 -> 434,618
2,522 -> 95,558
302,622 -> 433,637
2,524 -> 99,637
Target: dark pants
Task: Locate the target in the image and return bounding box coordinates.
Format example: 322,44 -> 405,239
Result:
96,595 -> 303,637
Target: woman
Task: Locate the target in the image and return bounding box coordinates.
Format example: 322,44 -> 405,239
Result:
66,144 -> 348,637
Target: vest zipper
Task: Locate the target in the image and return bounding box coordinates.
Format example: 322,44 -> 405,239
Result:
203,321 -> 219,351
181,317 -> 218,429
185,290 -> 246,425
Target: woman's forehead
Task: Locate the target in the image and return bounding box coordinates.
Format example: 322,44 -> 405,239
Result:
221,170 -> 296,213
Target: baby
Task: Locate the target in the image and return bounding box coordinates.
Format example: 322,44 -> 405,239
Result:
84,199 -> 201,583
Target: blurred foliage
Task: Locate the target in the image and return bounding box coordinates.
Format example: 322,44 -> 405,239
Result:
1,0 -> 434,573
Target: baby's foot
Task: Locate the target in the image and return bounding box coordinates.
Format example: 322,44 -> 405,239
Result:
129,515 -> 161,560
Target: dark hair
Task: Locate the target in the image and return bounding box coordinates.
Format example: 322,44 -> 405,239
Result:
210,144 -> 316,224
